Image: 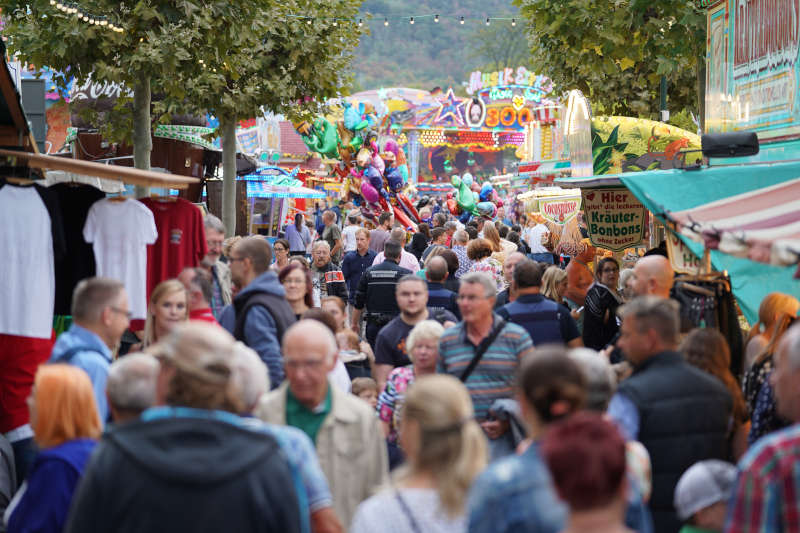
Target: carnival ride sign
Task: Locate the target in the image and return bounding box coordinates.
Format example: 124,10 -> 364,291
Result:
538,194 -> 582,226
582,187 -> 646,252
706,0 -> 800,140
463,67 -> 555,131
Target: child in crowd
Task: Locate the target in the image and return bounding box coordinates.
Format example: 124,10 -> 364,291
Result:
673,460 -> 737,533
351,377 -> 379,409
336,330 -> 372,379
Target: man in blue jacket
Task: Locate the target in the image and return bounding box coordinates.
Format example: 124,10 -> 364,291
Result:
50,277 -> 130,423
222,237 -> 295,388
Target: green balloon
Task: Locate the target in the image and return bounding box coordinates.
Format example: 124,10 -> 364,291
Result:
271,152 -> 281,162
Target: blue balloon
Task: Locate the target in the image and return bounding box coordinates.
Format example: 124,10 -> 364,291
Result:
385,166 -> 404,192
479,182 -> 494,202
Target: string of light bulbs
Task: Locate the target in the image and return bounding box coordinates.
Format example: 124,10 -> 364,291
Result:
286,14 -> 519,27
48,0 -> 124,32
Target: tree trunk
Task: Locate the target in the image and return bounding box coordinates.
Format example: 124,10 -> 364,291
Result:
696,57 -> 706,134
221,118 -> 237,237
132,76 -> 152,198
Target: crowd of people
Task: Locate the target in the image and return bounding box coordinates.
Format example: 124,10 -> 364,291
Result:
1,199 -> 799,533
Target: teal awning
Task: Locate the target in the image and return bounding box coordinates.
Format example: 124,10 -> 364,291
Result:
619,162 -> 800,323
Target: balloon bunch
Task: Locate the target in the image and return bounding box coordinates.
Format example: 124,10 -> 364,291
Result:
295,101 -> 419,230
446,173 -> 503,223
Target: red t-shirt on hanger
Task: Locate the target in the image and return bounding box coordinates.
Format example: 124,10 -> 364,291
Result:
141,196 -> 208,301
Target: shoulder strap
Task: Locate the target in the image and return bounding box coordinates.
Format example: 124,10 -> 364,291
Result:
394,490 -> 423,533
460,318 -> 506,383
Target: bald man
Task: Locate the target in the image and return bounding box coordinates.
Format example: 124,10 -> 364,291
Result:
632,255 -> 674,299
256,320 -> 388,528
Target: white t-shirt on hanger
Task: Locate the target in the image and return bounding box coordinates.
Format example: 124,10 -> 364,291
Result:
0,186 -> 56,338
84,198 -> 158,320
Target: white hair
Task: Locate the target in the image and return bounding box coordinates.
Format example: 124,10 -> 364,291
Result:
567,348 -> 617,411
406,320 -> 445,358
312,240 -> 330,252
230,342 -> 270,412
460,271 -> 497,298
107,353 -> 159,413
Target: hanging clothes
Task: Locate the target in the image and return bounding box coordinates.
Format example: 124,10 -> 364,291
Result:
0,179 -> 66,338
140,197 -> 208,298
83,198 -> 158,321
50,183 -> 105,316
671,274 -> 745,378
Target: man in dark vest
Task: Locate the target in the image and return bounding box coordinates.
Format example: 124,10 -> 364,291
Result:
223,236 -> 295,389
351,239 -> 411,349
609,296 -> 732,533
497,259 -> 581,347
425,256 -> 460,320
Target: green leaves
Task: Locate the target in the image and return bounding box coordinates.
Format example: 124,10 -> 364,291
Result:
515,0 -> 706,119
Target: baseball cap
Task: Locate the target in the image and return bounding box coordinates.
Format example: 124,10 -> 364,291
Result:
674,460 -> 738,521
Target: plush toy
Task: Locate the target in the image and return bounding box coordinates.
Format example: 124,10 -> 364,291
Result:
452,174 -> 478,216
298,118 -> 340,159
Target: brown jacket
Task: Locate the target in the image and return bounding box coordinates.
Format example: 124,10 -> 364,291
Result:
255,382 -> 388,528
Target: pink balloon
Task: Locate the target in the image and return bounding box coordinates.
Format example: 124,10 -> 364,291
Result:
371,153 -> 385,175
361,181 -> 380,203
384,139 -> 399,155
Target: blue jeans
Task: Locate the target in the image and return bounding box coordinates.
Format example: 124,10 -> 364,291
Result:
529,253 -> 554,264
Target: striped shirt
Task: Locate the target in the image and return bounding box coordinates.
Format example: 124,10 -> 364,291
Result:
437,314 -> 534,420
725,423 -> 800,533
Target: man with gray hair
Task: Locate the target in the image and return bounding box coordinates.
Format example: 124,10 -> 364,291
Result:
50,277 -> 130,423
443,220 -> 458,246
311,240 -> 348,301
66,324 -> 304,533
371,227 -> 421,272
106,353 -> 159,424
451,229 -> 473,279
609,296 -> 731,533
203,214 -> 232,320
178,267 -> 217,324
257,320 -> 388,528
437,272 -> 534,455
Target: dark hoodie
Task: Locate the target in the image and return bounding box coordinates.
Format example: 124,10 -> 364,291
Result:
64,409 -> 303,533
221,270 -> 295,387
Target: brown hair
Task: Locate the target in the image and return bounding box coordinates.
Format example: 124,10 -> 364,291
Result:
336,329 -> 361,351
541,266 -> 568,302
278,263 -> 314,308
518,346 -> 587,423
466,238 -> 493,261
32,364 -> 102,448
681,328 -> 748,425
482,222 -> 502,252
351,377 -> 378,397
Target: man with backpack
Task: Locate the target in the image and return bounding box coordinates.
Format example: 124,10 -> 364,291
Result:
50,277 -> 131,424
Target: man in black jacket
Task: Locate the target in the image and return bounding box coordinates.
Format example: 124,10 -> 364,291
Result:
609,296 -> 732,533
311,241 -> 348,301
64,324 -> 304,533
351,240 -> 411,348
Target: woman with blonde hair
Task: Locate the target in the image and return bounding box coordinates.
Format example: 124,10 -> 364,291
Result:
351,374 -> 488,532
138,279 -> 188,349
541,266 -> 568,304
483,221 -> 516,265
5,365 -> 101,533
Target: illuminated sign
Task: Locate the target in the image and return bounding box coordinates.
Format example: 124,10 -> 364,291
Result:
466,66 -> 554,97
465,98 -> 486,128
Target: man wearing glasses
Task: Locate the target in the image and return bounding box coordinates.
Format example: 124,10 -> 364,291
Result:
203,215 -> 232,321
50,277 -> 131,424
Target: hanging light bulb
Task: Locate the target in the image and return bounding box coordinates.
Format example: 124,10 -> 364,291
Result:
486,17 -> 490,25
384,17 -> 388,26
409,17 -> 414,25
55,2 -> 63,9
306,18 -> 311,25
460,16 -> 464,24
434,14 -> 439,23
332,20 -> 337,26
49,0 -> 56,5
358,18 -> 363,27
512,18 -> 516,26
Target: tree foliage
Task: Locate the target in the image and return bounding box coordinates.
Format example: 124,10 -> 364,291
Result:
514,0 -> 706,118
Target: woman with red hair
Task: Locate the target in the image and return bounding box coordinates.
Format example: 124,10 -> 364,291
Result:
542,413 -> 631,533
5,364 -> 101,533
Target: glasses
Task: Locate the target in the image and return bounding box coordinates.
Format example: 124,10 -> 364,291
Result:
110,306 -> 132,320
274,246 -> 287,252
207,239 -> 224,248
285,358 -> 327,370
